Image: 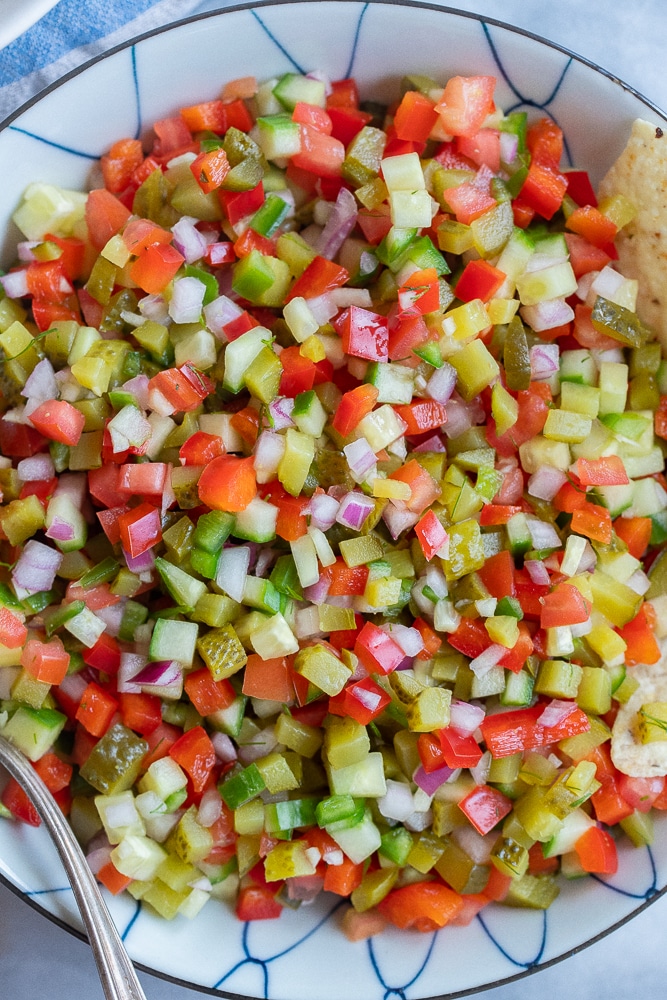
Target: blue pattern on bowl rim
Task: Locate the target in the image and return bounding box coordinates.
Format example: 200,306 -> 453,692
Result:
1,2 -> 667,997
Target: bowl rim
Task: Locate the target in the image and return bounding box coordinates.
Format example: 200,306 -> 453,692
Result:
1,0 -> 666,131
1,2 -> 667,998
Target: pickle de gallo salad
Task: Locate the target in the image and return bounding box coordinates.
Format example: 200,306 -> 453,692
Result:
0,67 -> 667,939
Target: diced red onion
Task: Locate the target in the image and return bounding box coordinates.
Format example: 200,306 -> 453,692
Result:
336,491 -> 375,530
211,731 -> 237,763
344,438 -> 377,481
0,269 -> 29,298
267,396 -> 295,430
58,671 -> 89,705
524,559 -> 551,585
426,362 -> 457,404
139,293 -> 170,324
294,605 -> 323,639
381,623 -> 424,657
411,433 -> 446,453
316,187 -> 358,260
469,644 -> 506,677
520,297 -> 574,332
449,699 -> 485,736
308,491 -> 340,531
302,573 -> 331,606
377,778 -> 415,821
135,659 -> 183,698
527,517 -> 562,550
443,394 -> 484,438
169,275 -> 206,324
422,566 -> 446,602
530,343 -> 560,380
305,69 -> 332,94
237,724 -> 277,763
470,750 -> 492,787
171,216 -> 209,264
382,503 -> 419,540
91,602 -> 125,639
123,547 -> 155,574
413,764 -> 454,795
203,294 -> 244,338
86,845 -> 113,875
22,357 -> 58,401
573,539 -> 597,574
255,547 -> 277,579
305,292 -> 337,325
451,824 -> 495,864
121,373 -> 150,411
499,131 -> 519,166
45,516 -> 75,542
54,471 -> 87,505
286,873 -> 324,903
537,698 -> 577,728
216,545 -> 250,602
576,270 -> 597,303
254,430 -> 286,484
197,787 -> 223,828
591,265 -> 625,301
117,653 -> 149,693
527,465 -> 568,501
17,241 -> 39,262
330,287 -> 372,309
17,453 -> 55,482
404,809 -> 434,833
12,539 -> 62,594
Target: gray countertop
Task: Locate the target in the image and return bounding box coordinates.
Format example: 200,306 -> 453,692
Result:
2,1 -> 667,997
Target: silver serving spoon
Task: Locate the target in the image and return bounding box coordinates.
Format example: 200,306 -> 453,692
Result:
0,732 -> 147,1000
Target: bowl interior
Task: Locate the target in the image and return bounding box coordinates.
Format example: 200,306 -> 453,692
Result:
1,3 -> 667,999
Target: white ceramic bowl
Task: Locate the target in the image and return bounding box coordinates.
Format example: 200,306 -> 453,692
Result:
1,3 -> 667,998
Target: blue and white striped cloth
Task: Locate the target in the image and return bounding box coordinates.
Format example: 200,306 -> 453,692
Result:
0,0 -> 207,122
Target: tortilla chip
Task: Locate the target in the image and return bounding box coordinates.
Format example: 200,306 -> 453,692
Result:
612,655 -> 667,777
598,118 -> 667,349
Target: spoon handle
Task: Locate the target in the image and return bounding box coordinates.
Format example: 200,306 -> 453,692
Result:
0,735 -> 147,1000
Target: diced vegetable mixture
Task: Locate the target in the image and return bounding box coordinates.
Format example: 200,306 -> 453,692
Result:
1,66 -> 667,936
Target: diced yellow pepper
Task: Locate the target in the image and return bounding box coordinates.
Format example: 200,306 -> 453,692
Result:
485,615 -> 520,648
448,337 -> 499,400
441,299 -> 490,344
293,643 -> 350,696
278,427 -> 315,496
491,381 -> 519,436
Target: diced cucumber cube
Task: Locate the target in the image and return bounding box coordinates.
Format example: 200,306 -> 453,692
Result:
2,705 -> 66,761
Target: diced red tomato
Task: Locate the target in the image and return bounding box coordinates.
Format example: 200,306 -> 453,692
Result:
334,305 -> 389,361
434,75 -> 496,138
457,784 -> 513,835
328,676 -> 391,725
29,399 -> 85,446
75,681 -> 119,737
354,622 -> 404,675
480,703 -> 590,758
21,636 -> 69,683
197,455 -> 257,512
169,725 -> 216,794
574,826 -> 618,875
1,778 -> 41,826
236,884 -> 282,920
379,882 -> 464,931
